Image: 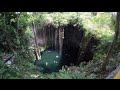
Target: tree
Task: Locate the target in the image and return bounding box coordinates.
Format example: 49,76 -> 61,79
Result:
0,12 -> 18,53
101,12 -> 120,72
32,22 -> 41,60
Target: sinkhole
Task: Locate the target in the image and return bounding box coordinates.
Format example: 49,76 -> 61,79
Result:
34,24 -> 99,74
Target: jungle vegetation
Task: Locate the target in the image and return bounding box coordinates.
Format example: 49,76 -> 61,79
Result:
0,12 -> 120,79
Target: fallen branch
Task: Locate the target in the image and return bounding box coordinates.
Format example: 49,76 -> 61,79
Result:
106,64 -> 120,79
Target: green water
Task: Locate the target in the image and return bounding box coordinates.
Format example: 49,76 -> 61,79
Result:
36,50 -> 62,73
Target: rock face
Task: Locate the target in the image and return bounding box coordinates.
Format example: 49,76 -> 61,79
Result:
61,24 -> 84,66
61,24 -> 100,66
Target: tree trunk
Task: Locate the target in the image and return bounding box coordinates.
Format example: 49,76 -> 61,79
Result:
32,22 -> 41,60
4,13 -> 6,30
51,25 -> 54,50
101,12 -> 120,72
16,12 -> 21,31
58,26 -> 64,55
43,26 -> 46,49
55,29 -> 58,51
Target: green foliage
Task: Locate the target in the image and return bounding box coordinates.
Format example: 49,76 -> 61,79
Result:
0,12 -> 35,79
80,12 -> 114,40
14,29 -> 34,66
0,12 -> 18,29
31,12 -> 83,28
19,12 -> 33,29
32,12 -> 114,41
0,60 -> 19,79
0,12 -> 118,79
37,65 -> 94,79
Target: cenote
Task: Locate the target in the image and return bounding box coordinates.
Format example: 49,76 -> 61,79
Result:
34,23 -> 99,74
